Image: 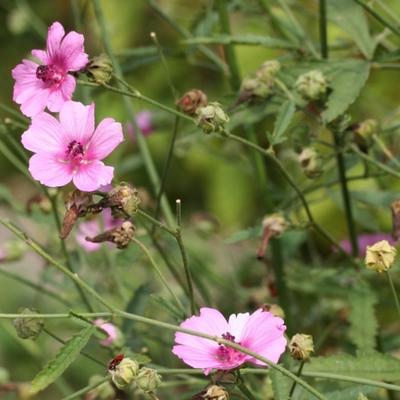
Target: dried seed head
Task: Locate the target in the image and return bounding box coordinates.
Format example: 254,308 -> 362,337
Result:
109,357 -> 139,389
194,385 -> 230,400
257,213 -> 288,259
295,70 -> 328,101
86,54 -> 113,84
288,333 -> 314,361
13,308 -> 44,340
105,183 -> 141,219
86,221 -> 135,249
135,367 -> 162,394
365,240 -> 397,273
298,147 -> 323,179
177,89 -> 208,115
196,102 -> 229,134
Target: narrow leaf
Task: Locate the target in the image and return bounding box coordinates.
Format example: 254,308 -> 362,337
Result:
30,325 -> 95,394
271,100 -> 295,145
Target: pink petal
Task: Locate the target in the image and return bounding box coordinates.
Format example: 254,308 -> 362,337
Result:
19,87 -> 50,117
228,312 -> 251,340
31,49 -> 48,64
47,75 -> 76,112
59,101 -> 95,143
72,160 -> 114,192
172,345 -> 223,370
29,153 -> 72,187
46,22 -> 65,61
60,31 -> 89,71
21,112 -> 64,153
88,118 -> 124,160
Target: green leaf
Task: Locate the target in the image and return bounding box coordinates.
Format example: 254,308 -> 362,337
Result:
305,353 -> 400,381
270,100 -> 296,145
327,0 -> 375,58
325,385 -> 377,400
322,60 -> 370,123
30,325 -> 95,395
270,367 -> 292,399
348,285 -> 378,354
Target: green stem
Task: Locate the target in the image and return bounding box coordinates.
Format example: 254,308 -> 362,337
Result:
386,270 -> 400,318
319,0 -> 328,59
289,361 -> 305,399
137,209 -> 177,236
237,379 -> 257,400
216,0 -> 241,90
91,0 -> 175,227
332,130 -> 358,257
372,134 -> 400,168
61,376 -> 110,400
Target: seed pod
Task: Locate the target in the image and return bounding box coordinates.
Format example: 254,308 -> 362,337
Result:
196,102 -> 229,134
193,385 -> 229,400
13,308 -> 44,340
135,367 -> 162,394
288,333 -> 314,361
109,357 -> 139,389
365,240 -> 397,273
86,221 -> 135,249
86,54 -> 113,84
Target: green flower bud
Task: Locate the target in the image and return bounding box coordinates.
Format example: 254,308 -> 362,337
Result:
298,147 -> 323,179
110,357 -> 139,389
106,183 -> 141,219
135,367 -> 162,394
295,70 -> 328,101
196,102 -> 229,134
13,308 -> 44,340
240,77 -> 273,99
87,375 -> 114,400
289,333 -> 314,361
365,240 -> 397,273
86,54 -> 113,84
256,60 -> 281,83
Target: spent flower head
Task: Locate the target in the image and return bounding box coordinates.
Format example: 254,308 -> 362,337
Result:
13,308 -> 44,340
12,21 -> 88,116
135,367 -> 162,394
288,333 -> 314,361
365,240 -> 397,273
86,220 -> 135,249
196,102 -> 229,134
86,54 -> 113,85
194,385 -> 229,400
177,89 -> 208,115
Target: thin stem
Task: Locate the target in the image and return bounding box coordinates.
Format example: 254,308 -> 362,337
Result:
237,380 -> 257,400
137,209 -> 177,236
386,270 -> 400,318
131,236 -> 187,316
319,0 -> 328,59
216,0 -> 241,90
61,376 -> 110,400
332,130 -> 358,257
372,134 -> 400,168
289,361 -> 305,398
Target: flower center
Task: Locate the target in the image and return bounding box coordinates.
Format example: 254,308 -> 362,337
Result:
66,140 -> 85,163
215,332 -> 245,364
36,64 -> 64,85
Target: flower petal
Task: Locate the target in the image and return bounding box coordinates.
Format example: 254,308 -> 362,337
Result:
19,87 -> 50,117
31,49 -> 48,64
29,153 -> 72,187
60,31 -> 89,71
46,21 -> 65,61
72,160 -> 114,192
21,112 -> 65,153
88,118 -> 124,159
59,101 -> 95,143
228,312 -> 250,340
47,75 -> 76,112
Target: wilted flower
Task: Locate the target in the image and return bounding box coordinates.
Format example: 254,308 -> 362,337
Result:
194,385 -> 229,400
86,220 -> 135,249
257,213 -> 287,259
298,147 -> 323,179
295,70 -> 327,101
86,54 -> 113,84
94,319 -> 122,347
13,308 -> 44,340
21,101 -> 123,192
109,356 -> 139,389
196,102 -> 229,134
135,368 -> 162,394
172,307 -> 286,375
85,375 -> 114,400
12,21 -> 88,117
177,89 -> 208,115
365,240 -> 397,273
288,333 -> 314,361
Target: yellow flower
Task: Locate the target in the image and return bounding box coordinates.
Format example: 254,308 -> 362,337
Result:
365,240 -> 397,273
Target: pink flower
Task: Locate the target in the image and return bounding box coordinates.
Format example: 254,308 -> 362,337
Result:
125,111 -> 154,141
21,101 -> 123,191
94,319 -> 119,347
12,21 -> 88,117
172,307 -> 287,375
76,208 -> 121,252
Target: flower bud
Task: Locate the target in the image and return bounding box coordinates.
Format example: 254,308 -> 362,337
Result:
86,221 -> 135,249
85,375 -> 114,400
177,89 -> 208,115
194,385 -> 230,400
196,102 -> 229,134
256,60 -> 281,83
103,183 -> 141,219
135,367 -> 162,394
295,70 -> 328,101
365,240 -> 397,273
353,119 -> 377,141
94,319 -> 124,347
289,333 -> 314,361
86,54 -> 113,84
298,147 -> 323,179
0,240 -> 27,263
240,77 -> 273,100
13,308 -> 44,340
109,357 -> 139,389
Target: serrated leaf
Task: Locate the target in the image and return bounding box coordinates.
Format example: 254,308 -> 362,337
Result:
348,285 -> 377,353
270,100 -> 295,146
322,60 -> 370,123
30,325 -> 95,394
305,353 -> 400,381
327,0 -> 375,58
270,367 -> 292,399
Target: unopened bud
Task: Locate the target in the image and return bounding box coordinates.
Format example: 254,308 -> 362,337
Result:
353,119 -> 377,140
298,147 -> 323,179
13,308 -> 44,340
195,385 -> 229,400
288,333 -> 314,361
135,367 -> 162,394
102,183 -> 141,219
257,214 -> 287,259
0,240 -> 27,263
86,221 -> 135,249
295,70 -> 328,101
240,77 -> 273,100
86,54 -> 113,84
391,200 -> 400,240
365,240 -> 396,273
196,102 -> 229,134
109,356 -> 139,389
177,89 -> 208,115
85,375 -> 114,400
256,60 -> 281,83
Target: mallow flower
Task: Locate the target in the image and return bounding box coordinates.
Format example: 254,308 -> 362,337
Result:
21,101 -> 123,192
172,307 -> 286,375
12,21 -> 88,116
